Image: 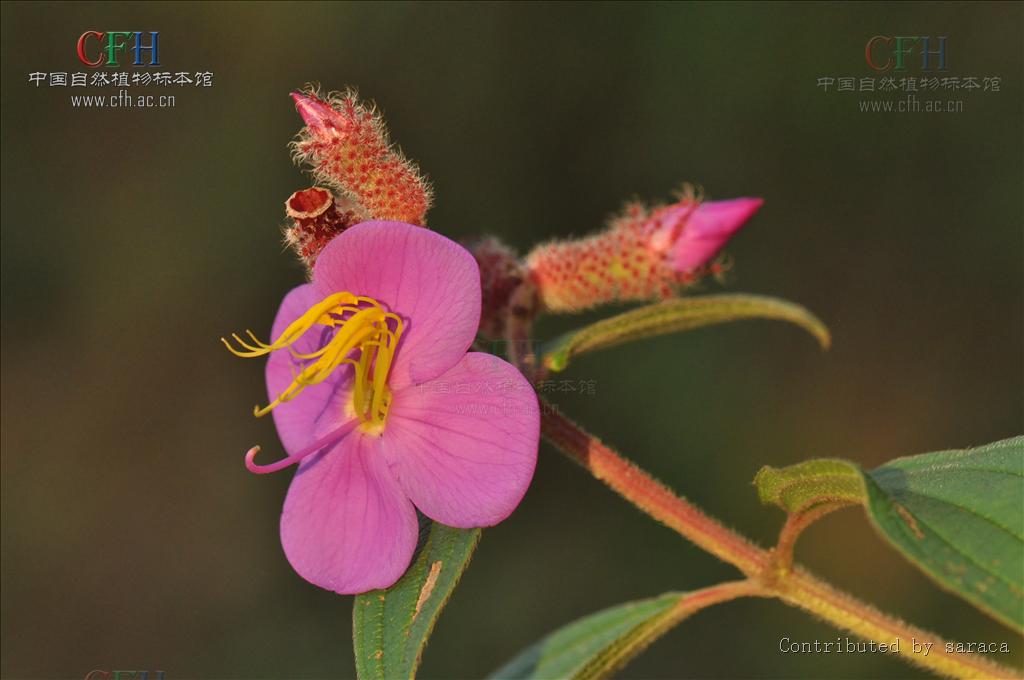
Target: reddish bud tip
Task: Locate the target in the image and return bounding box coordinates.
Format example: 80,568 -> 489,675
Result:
286,186 -> 333,219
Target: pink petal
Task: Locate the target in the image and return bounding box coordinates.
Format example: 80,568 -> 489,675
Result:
381,352 -> 540,528
313,221 -> 482,387
280,436 -> 418,594
672,197 -> 763,272
265,284 -> 354,456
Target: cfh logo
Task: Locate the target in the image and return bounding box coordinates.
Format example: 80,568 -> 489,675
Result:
865,36 -> 948,72
76,31 -> 160,67
83,671 -> 164,680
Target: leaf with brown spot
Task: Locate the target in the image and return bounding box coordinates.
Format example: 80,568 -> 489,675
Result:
413,561 -> 443,621
892,503 -> 925,539
754,437 -> 1023,631
353,522 -> 481,679
862,436 -> 1023,631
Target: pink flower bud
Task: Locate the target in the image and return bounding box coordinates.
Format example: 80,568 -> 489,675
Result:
291,93 -> 341,136
668,198 -> 763,273
525,195 -> 761,313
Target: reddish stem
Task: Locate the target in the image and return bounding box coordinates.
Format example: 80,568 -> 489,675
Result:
773,502 -> 857,574
542,402 -> 767,575
540,399 -> 1019,679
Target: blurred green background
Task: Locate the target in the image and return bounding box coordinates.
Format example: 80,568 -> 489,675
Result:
2,2 -> 1021,678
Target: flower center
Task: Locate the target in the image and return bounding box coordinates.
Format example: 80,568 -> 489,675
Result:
223,292 -> 404,429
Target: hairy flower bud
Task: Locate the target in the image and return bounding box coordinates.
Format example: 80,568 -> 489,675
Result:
291,90 -> 433,226
525,195 -> 762,313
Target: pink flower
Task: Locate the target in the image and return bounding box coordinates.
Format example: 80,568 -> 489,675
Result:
224,221 -> 540,594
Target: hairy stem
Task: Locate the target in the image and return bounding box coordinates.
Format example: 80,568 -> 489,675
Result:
583,580 -> 766,680
777,568 -> 1016,679
773,502 -> 855,574
540,401 -> 1019,679
541,401 -> 767,575
585,577 -> 770,680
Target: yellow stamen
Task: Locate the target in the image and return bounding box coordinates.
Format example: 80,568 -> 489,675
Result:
222,292 -> 404,428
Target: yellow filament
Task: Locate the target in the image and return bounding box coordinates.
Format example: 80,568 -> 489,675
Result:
222,292 -> 404,428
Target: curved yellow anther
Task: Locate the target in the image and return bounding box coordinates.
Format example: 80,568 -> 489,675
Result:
225,292 -> 404,428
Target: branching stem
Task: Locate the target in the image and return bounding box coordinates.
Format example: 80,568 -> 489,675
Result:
540,401 -> 1020,679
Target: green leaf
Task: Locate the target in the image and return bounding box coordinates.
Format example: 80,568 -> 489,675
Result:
755,458 -> 866,513
541,294 -> 830,372
755,437 -> 1024,631
489,592 -> 688,680
862,436 -> 1024,631
353,521 -> 482,680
